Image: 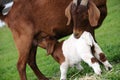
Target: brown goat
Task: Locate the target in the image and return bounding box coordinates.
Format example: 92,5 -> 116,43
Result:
0,0 -> 107,80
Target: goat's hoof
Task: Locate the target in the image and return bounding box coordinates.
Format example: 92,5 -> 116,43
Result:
105,65 -> 112,71
108,67 -> 112,71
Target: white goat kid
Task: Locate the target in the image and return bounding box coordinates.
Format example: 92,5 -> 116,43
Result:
60,31 -> 112,80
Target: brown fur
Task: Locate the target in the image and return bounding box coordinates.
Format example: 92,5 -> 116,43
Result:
0,0 -> 107,79
39,37 -> 65,64
99,53 -> 107,62
91,57 -> 98,63
51,41 -> 65,65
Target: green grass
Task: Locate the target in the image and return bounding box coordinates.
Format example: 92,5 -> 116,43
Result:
0,0 -> 120,80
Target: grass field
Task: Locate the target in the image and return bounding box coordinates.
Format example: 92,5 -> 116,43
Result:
0,0 -> 120,80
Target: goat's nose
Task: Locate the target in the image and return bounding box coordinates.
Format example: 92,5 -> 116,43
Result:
74,33 -> 80,39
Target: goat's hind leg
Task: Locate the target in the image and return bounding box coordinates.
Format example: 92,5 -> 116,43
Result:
81,53 -> 102,75
93,43 -> 112,70
27,41 -> 49,80
14,34 -> 33,80
75,63 -> 84,71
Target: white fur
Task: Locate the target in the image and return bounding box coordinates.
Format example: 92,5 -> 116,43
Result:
62,31 -> 96,67
103,61 -> 112,71
80,0 -> 89,6
59,31 -> 112,80
73,0 -> 78,6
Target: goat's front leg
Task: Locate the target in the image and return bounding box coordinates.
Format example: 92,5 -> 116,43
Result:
60,62 -> 68,80
93,43 -> 112,70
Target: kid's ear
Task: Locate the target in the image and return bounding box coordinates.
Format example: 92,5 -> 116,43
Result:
88,0 -> 100,27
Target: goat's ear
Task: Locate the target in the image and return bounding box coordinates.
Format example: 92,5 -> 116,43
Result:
88,0 -> 100,27
46,40 -> 56,55
65,2 -> 72,26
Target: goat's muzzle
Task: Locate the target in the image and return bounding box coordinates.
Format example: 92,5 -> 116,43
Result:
73,29 -> 83,39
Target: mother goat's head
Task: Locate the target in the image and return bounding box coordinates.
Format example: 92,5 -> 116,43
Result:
65,0 -> 100,38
